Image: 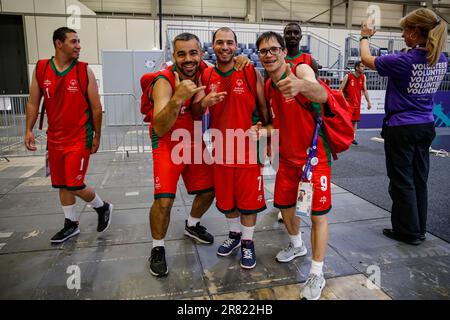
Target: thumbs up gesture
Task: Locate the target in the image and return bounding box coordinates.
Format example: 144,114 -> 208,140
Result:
173,71 -> 206,103
276,63 -> 302,99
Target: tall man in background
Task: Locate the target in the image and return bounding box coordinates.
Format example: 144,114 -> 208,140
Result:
25,27 -> 112,244
340,61 -> 372,145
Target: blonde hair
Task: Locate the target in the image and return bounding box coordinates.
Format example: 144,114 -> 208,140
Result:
399,8 -> 448,66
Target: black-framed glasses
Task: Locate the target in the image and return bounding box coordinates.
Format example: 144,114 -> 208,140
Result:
257,46 -> 282,57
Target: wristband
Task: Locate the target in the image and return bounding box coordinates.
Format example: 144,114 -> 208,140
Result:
360,36 -> 370,41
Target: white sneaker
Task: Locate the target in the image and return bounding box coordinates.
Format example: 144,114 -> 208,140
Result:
275,242 -> 307,262
301,273 -> 326,300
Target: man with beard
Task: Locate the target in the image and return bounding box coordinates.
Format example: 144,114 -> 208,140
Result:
147,33 -> 217,277
254,31 -> 331,300
284,22 -> 319,76
339,61 -> 372,145
193,27 -> 269,269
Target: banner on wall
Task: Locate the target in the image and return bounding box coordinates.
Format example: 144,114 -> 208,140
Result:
433,91 -> 450,127
360,90 -> 385,114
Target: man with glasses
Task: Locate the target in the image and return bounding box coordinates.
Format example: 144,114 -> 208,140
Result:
253,31 -> 331,300
193,27 -> 268,269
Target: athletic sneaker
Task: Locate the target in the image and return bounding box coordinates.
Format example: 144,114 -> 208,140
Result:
149,246 -> 168,277
276,242 -> 307,263
94,202 -> 113,233
50,218 -> 80,243
352,140 -> 359,145
240,240 -> 256,269
217,232 -> 241,256
184,220 -> 214,244
301,273 -> 326,300
277,211 -> 284,223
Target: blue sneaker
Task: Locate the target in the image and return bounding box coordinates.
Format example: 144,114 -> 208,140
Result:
217,232 -> 241,256
240,240 -> 256,269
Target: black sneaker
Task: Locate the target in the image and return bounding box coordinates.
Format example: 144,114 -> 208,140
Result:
50,218 -> 80,243
352,140 -> 359,145
184,220 -> 214,244
94,202 -> 113,232
149,246 -> 168,277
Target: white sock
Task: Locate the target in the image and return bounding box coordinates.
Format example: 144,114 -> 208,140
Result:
241,224 -> 255,241
153,239 -> 164,248
62,204 -> 80,222
289,232 -> 303,248
187,215 -> 200,227
310,260 -> 324,276
226,217 -> 241,234
89,193 -> 104,209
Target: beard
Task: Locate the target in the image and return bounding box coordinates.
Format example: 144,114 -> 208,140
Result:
176,61 -> 199,78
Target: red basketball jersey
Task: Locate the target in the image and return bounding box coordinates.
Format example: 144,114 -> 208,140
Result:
343,72 -> 365,109
202,65 -> 260,167
266,78 -> 331,167
36,58 -> 92,150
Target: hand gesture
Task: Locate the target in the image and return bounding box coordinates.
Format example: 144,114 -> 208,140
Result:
25,130 -> 37,151
173,71 -> 206,103
234,55 -> 252,71
201,85 -> 227,109
361,16 -> 377,38
276,64 -> 302,99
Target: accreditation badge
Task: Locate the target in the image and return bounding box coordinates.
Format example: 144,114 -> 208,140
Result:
295,182 -> 313,218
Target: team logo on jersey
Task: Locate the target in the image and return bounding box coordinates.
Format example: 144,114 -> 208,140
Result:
154,176 -> 161,189
320,196 -> 327,204
67,79 -> 79,93
44,79 -> 52,87
75,174 -> 83,181
233,79 -> 245,94
257,195 -> 263,202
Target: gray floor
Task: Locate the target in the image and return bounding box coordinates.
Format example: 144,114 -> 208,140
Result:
0,145 -> 449,300
332,127 -> 450,242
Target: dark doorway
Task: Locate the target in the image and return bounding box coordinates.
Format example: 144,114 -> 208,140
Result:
0,15 -> 29,95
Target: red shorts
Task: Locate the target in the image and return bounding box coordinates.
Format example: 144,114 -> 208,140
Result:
214,165 -> 266,215
274,162 -> 332,215
350,107 -> 361,122
48,146 -> 91,190
152,139 -> 213,199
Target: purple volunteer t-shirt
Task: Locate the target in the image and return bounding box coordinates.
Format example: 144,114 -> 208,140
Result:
375,48 -> 447,127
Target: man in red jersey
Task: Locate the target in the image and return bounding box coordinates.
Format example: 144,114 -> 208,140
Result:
254,31 -> 332,300
192,27 -> 269,270
25,27 -> 112,244
284,22 -> 319,76
147,33 -> 218,277
340,61 -> 372,145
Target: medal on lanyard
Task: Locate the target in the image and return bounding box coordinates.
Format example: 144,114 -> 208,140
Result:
296,117 -> 322,218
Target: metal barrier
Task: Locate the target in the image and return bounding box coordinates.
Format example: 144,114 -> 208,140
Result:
319,69 -> 388,90
165,24 -> 342,69
345,34 -> 450,69
0,93 -> 150,158
319,68 -> 450,91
